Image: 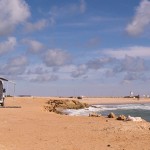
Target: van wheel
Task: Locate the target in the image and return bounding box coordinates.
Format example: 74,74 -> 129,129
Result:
1,102 -> 4,107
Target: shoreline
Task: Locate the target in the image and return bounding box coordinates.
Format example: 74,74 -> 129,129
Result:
80,97 -> 150,105
87,101 -> 150,106
62,98 -> 150,118
1,97 -> 150,150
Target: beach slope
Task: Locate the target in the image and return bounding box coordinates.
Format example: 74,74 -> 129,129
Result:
0,97 -> 149,150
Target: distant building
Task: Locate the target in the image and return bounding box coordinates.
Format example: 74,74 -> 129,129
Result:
130,91 -> 133,97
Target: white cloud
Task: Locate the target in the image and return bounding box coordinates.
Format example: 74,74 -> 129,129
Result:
43,49 -> 71,67
123,72 -> 147,83
25,64 -> 59,82
9,55 -> 27,66
27,66 -> 49,75
103,55 -> 147,81
120,55 -> 146,72
25,19 -> 48,32
0,37 -> 17,55
126,0 -> 150,36
22,39 -> 44,53
103,46 -> 150,59
30,74 -> 58,82
71,64 -> 88,78
87,57 -> 115,70
49,0 -> 87,25
0,55 -> 28,75
0,0 -> 30,35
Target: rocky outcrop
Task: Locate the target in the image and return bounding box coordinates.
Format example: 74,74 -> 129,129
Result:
117,115 -> 126,121
44,99 -> 88,114
108,112 -> 116,118
89,112 -> 101,117
107,113 -> 144,122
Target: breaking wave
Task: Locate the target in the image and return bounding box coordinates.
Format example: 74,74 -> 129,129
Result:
63,103 -> 150,122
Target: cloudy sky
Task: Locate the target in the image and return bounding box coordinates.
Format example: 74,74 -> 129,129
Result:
1,0 -> 150,97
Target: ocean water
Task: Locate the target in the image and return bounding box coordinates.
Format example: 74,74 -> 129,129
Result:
63,103 -> 150,122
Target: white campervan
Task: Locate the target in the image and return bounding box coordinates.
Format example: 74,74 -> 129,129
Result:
0,77 -> 15,107
0,80 -> 5,106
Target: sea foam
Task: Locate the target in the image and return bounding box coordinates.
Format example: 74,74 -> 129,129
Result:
63,103 -> 150,122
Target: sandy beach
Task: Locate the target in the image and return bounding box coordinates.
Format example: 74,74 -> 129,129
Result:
81,97 -> 150,105
0,97 -> 150,150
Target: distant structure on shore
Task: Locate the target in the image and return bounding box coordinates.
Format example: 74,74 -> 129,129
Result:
124,91 -> 140,99
130,91 -> 134,97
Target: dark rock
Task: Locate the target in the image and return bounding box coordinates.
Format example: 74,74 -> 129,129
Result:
108,112 -> 116,118
117,115 -> 126,121
43,105 -> 56,112
89,112 -> 101,117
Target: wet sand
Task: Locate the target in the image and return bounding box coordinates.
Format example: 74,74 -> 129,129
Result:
0,97 -> 149,150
